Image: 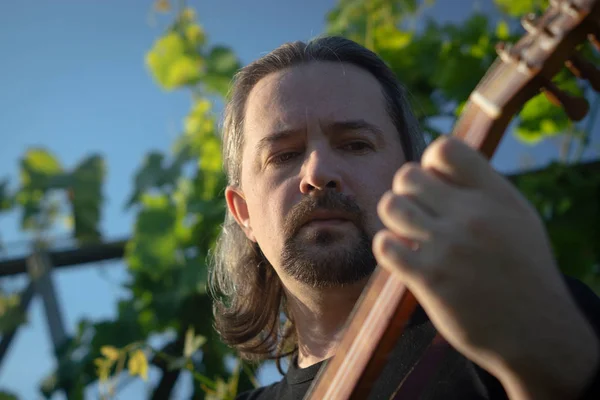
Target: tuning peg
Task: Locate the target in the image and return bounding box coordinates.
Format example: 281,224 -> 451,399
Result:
549,0 -> 580,17
521,13 -> 538,33
540,78 -> 589,121
496,42 -> 519,63
565,54 -> 600,92
496,42 -> 509,63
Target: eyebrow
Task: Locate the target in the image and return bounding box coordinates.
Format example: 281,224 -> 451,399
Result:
328,120 -> 385,142
255,119 -> 385,154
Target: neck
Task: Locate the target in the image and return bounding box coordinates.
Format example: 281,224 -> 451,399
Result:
283,277 -> 369,368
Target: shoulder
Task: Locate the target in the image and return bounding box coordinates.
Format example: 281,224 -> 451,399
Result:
563,274 -> 600,303
561,277 -> 600,400
563,274 -> 600,328
236,381 -> 284,400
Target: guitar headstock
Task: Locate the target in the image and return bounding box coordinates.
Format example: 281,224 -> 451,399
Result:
454,0 -> 600,157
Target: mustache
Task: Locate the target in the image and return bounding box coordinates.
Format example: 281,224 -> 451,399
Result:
283,191 -> 364,238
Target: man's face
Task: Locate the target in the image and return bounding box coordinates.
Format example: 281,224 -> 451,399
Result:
226,61 -> 406,288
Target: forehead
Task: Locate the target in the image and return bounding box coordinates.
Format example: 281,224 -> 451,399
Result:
243,61 -> 390,143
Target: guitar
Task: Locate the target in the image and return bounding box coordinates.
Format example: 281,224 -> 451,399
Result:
306,1 -> 600,398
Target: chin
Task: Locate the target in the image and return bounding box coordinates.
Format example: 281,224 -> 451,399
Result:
301,226 -> 356,246
281,230 -> 376,288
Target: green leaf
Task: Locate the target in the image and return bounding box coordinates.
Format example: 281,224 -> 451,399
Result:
0,390 -> 19,400
495,20 -> 510,39
21,148 -> 62,181
170,57 -> 203,87
137,308 -> 157,334
126,152 -> 166,208
184,99 -> 213,134
70,155 -> 105,243
0,179 -> 14,211
203,46 -> 239,97
0,293 -> 26,333
494,0 -> 548,17
184,326 -> 207,358
203,74 -> 233,97
126,194 -> 179,279
100,345 -> 120,362
17,149 -> 62,231
516,90 -> 572,143
185,23 -> 206,46
373,25 -> 412,50
90,303 -> 144,353
512,162 -> 600,284
47,173 -> 74,189
20,148 -> 63,193
199,135 -> 222,173
146,32 -> 203,90
206,46 -> 239,76
128,349 -> 149,381
178,254 -> 209,296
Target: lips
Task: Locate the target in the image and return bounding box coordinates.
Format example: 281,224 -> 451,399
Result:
304,218 -> 348,227
284,192 -> 363,239
300,211 -> 353,229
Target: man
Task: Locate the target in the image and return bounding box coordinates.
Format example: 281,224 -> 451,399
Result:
209,36 -> 600,399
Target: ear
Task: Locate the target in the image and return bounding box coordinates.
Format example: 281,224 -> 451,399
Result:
225,186 -> 256,242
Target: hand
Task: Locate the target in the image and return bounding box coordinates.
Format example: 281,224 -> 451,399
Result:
372,136 -> 599,399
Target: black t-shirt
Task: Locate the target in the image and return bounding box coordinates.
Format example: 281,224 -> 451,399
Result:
237,276 -> 600,400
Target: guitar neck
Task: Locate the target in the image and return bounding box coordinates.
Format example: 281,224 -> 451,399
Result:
305,267 -> 417,399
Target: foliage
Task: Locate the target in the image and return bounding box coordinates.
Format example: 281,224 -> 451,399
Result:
325,0 -> 599,146
92,328 -> 204,398
0,0 -> 598,399
494,0 -> 549,17
31,3 -> 248,399
0,390 -> 19,400
145,7 -> 239,97
511,161 -> 600,292
0,180 -> 14,212
9,148 -> 105,244
90,327 -> 242,400
0,292 -> 26,333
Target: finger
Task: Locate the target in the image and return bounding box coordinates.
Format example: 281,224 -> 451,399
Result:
421,136 -> 500,189
378,191 -> 436,241
392,162 -> 456,216
372,230 -> 422,279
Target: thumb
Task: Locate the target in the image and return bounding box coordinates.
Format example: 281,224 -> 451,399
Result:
420,136 -> 499,189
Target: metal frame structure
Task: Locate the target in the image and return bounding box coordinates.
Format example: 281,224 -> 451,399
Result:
0,238 -> 126,396
0,160 -> 598,396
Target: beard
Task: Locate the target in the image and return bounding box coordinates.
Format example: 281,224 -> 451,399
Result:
280,191 -> 377,288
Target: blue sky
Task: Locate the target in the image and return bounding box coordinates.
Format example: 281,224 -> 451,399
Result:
0,1 -> 598,399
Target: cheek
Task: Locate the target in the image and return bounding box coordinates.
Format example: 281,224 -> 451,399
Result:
352,168 -> 398,234
359,194 -> 386,236
247,181 -> 293,244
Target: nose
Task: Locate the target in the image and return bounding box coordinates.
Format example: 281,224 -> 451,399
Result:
299,148 -> 342,195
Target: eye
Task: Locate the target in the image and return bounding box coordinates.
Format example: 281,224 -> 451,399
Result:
270,151 -> 301,165
340,141 -> 373,152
